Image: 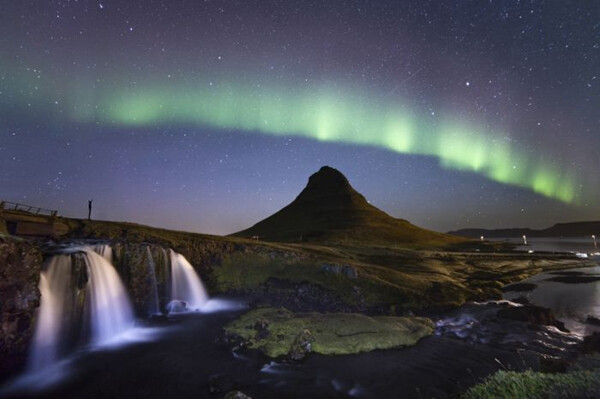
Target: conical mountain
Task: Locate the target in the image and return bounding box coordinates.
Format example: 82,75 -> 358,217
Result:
233,166 -> 463,247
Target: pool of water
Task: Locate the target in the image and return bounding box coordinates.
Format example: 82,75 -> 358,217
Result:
503,265 -> 600,335
1,297 -> 584,399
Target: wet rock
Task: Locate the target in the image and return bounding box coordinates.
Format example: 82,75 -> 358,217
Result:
496,304 -> 567,331
512,296 -> 530,305
288,329 -> 314,360
501,282 -> 537,292
166,300 -> 188,313
586,315 -> 600,326
581,332 -> 600,354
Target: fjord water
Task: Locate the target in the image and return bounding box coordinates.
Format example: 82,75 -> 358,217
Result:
494,237 -> 600,335
496,236 -> 599,254
503,265 -> 600,335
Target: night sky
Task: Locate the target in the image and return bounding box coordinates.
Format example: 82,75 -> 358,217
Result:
1,1 -> 599,235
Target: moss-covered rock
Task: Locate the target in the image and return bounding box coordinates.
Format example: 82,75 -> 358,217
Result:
224,307 -> 434,358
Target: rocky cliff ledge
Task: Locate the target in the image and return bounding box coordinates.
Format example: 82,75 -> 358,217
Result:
0,237 -> 42,377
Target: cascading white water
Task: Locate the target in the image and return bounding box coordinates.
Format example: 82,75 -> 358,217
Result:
93,244 -> 113,263
28,255 -> 72,372
83,248 -> 134,344
29,246 -> 134,373
169,250 -> 208,311
145,246 -> 160,315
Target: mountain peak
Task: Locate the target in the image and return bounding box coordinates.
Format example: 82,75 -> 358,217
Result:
233,166 -> 463,247
296,166 -> 358,204
307,166 -> 350,189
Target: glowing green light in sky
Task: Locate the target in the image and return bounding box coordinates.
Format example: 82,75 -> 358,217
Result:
1,67 -> 577,204
97,82 -> 576,203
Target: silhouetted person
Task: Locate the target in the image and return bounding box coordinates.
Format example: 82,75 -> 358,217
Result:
88,199 -> 93,220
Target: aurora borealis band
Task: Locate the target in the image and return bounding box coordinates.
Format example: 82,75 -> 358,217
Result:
1,1 -> 599,234
103,82 -> 577,203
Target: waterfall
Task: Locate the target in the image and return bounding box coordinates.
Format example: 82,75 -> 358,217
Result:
28,255 -> 73,372
169,250 -> 208,311
145,246 -> 160,315
93,244 -> 113,263
83,248 -> 134,345
28,246 -> 134,372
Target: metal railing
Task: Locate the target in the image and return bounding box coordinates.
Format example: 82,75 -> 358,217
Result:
0,201 -> 58,217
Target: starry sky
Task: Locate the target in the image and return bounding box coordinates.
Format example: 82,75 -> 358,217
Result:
1,1 -> 599,235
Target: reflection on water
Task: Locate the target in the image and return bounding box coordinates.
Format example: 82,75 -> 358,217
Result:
504,265 -> 600,335
492,236 -> 599,254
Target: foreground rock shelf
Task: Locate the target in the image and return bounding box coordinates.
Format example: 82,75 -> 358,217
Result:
225,307 -> 434,358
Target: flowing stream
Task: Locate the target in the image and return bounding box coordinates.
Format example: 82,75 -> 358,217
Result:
4,240 -> 599,398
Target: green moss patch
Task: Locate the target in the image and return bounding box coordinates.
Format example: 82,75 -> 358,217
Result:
462,369 -> 600,399
224,307 -> 434,358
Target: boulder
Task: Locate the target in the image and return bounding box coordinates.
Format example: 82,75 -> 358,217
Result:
497,304 -> 567,331
166,300 -> 188,313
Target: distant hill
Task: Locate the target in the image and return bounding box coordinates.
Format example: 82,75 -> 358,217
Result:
449,221 -> 600,238
233,166 -> 464,247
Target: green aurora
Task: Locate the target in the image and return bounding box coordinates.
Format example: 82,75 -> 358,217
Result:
4,75 -> 578,203
102,82 -> 576,203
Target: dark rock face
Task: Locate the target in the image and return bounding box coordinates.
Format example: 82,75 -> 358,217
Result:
586,315 -> 600,326
497,304 -> 567,331
501,282 -> 537,293
581,332 -> 600,354
111,243 -> 172,316
0,238 -> 42,377
0,216 -> 7,234
244,278 -> 367,313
